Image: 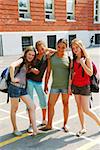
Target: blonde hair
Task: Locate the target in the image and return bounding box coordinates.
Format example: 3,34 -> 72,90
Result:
35,40 -> 46,50
71,38 -> 85,58
71,39 -> 85,50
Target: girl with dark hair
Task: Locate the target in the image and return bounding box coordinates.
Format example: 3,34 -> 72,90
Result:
8,46 -> 38,136
42,39 -> 71,132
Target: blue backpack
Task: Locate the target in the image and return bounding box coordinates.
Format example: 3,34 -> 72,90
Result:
0,67 -> 10,93
0,58 -> 25,103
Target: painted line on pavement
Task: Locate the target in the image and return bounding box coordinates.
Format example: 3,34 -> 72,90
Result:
54,105 -> 100,125
77,137 -> 100,150
0,132 -> 46,148
53,126 -> 100,144
0,106 -> 100,148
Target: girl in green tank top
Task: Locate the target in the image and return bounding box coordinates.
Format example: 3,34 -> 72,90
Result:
42,39 -> 71,132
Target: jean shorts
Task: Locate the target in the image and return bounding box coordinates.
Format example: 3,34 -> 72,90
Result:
8,83 -> 27,98
71,84 -> 91,96
50,88 -> 68,94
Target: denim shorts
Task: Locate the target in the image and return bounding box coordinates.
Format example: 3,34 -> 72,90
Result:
8,83 -> 27,98
71,84 -> 91,96
50,88 -> 68,94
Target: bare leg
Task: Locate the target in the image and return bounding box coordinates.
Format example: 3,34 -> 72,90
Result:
42,108 -> 46,122
47,93 -> 59,128
74,95 -> 86,129
10,98 -> 19,131
20,95 -> 38,134
62,93 -> 69,128
81,95 -> 100,126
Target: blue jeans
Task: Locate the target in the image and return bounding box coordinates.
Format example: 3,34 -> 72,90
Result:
27,80 -> 47,108
8,83 -> 27,98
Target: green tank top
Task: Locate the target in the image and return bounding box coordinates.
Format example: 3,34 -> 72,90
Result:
50,52 -> 70,89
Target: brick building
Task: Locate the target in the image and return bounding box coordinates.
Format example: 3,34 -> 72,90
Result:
0,0 -> 100,56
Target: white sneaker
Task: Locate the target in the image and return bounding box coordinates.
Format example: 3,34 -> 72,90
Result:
76,128 -> 87,137
27,125 -> 33,133
41,120 -> 47,126
13,130 -> 22,136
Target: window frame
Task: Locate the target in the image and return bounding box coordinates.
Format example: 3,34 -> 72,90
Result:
44,0 -> 55,21
21,36 -> 33,51
18,0 -> 31,21
94,0 -> 100,23
66,0 -> 76,22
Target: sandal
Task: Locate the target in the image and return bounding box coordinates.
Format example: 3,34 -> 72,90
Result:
76,128 -> 87,137
39,126 -> 52,131
62,126 -> 69,133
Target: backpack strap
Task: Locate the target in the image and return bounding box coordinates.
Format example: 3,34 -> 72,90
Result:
7,93 -> 9,103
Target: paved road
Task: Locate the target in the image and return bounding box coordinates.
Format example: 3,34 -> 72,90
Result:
0,47 -> 100,150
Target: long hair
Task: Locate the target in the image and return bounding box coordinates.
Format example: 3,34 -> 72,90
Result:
22,46 -> 36,68
71,38 -> 85,61
35,40 -> 46,50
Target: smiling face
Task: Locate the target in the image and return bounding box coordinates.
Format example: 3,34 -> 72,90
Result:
72,43 -> 82,56
57,42 -> 67,53
37,44 -> 45,55
26,50 -> 35,62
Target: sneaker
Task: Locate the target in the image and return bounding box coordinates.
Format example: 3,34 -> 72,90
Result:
27,125 -> 33,133
76,128 -> 87,137
40,120 -> 47,126
13,130 -> 22,136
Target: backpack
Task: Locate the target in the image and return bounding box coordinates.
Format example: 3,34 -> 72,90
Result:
0,67 -> 10,93
82,62 -> 99,93
0,57 -> 25,103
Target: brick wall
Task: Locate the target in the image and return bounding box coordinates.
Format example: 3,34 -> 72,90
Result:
0,0 -> 99,32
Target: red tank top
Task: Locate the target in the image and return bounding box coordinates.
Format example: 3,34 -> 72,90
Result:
72,60 -> 90,86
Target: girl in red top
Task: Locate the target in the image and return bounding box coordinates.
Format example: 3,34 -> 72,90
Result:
71,39 -> 100,136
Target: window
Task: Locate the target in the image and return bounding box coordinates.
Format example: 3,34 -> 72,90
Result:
45,0 -> 55,20
47,35 -> 56,49
18,0 -> 31,20
0,35 -> 3,56
94,0 -> 100,23
69,34 -> 76,47
67,0 -> 75,21
22,36 -> 33,51
95,34 -> 100,44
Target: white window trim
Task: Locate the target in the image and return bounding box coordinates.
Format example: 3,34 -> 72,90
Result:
44,0 -> 55,21
66,0 -> 76,22
94,0 -> 100,24
18,0 -> 31,20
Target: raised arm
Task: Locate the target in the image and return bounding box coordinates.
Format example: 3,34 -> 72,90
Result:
9,58 -> 23,83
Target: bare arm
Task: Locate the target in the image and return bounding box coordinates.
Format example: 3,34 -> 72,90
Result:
79,44 -> 93,76
80,57 -> 93,76
9,58 -> 23,82
44,58 -> 51,94
45,48 -> 57,57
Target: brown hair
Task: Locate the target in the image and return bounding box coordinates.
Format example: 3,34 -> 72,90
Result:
57,39 -> 68,47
